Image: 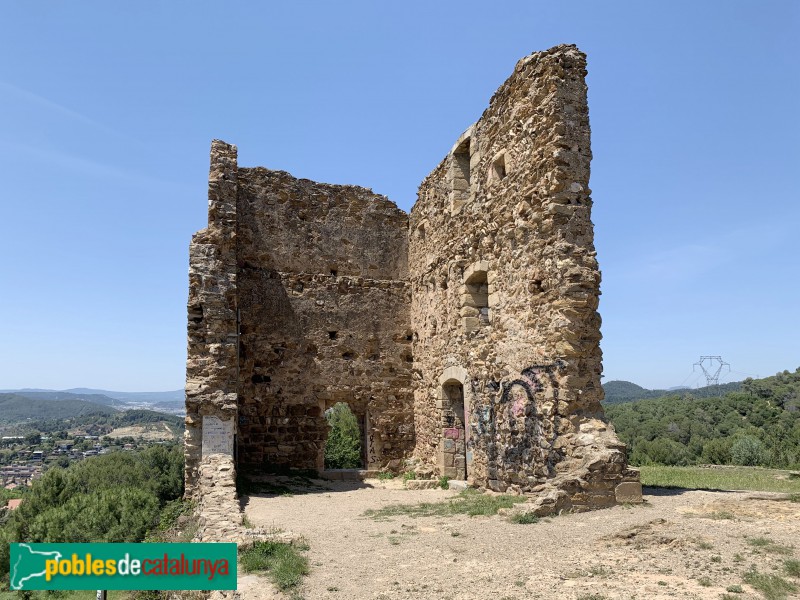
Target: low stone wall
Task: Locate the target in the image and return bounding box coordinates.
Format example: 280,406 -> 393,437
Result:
193,454 -> 293,545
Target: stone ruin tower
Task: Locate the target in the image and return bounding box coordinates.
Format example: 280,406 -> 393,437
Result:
185,44 -> 641,514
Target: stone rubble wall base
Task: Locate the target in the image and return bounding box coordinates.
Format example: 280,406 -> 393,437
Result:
405,479 -> 442,490
193,454 -> 296,546
499,463 -> 642,519
180,455 -> 302,600
494,418 -> 642,517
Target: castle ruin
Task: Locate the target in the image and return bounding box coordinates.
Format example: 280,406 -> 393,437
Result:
185,44 -> 641,517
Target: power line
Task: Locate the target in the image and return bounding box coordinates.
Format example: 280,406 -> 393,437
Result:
693,356 -> 731,387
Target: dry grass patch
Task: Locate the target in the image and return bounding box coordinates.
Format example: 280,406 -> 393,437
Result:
363,489 -> 527,520
743,568 -> 798,600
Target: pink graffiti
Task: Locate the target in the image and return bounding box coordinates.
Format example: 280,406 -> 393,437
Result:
512,397 -> 526,418
444,427 -> 462,440
508,384 -> 528,418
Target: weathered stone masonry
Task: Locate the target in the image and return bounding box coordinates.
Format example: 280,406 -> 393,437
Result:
186,44 -> 640,511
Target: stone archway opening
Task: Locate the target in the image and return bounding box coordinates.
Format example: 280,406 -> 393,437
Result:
440,380 -> 467,480
323,402 -> 365,470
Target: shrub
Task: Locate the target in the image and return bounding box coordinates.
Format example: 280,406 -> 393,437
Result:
632,438 -> 693,466
701,437 -> 733,464
26,487 -> 160,543
509,512 -> 539,524
731,436 -> 767,466
324,403 -> 361,469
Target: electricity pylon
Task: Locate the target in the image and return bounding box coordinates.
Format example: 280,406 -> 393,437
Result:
693,356 -> 731,388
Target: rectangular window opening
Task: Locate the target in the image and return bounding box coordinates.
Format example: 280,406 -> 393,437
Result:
492,154 -> 507,180
454,139 -> 471,186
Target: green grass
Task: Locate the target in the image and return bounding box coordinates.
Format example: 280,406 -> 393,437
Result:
509,512 -> 540,524
639,466 -> 800,493
784,559 -> 800,577
726,584 -> 744,593
239,540 -> 309,591
364,488 -> 527,519
743,568 -> 798,600
747,537 -> 794,555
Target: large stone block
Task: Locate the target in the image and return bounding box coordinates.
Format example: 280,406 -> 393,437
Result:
615,481 -> 643,504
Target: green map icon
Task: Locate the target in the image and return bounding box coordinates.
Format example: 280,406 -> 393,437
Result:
10,544 -> 63,590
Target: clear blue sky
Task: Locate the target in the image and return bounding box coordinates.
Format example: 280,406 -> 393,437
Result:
0,1 -> 797,391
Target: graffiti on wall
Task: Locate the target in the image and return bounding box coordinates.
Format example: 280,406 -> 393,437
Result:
471,360 -> 566,480
367,428 -> 378,466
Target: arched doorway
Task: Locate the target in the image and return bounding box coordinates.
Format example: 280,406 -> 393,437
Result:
440,380 -> 467,480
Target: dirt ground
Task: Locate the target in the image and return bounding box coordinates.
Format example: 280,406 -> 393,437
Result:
242,479 -> 800,600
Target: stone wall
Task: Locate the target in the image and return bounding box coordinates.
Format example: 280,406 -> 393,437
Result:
184,141 -> 240,494
185,44 -> 640,509
234,170 -> 414,471
408,44 -> 637,504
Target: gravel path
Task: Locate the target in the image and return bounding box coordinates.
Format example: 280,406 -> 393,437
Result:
242,479 -> 800,599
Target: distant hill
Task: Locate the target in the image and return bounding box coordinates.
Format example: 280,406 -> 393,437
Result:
602,381 -> 662,403
602,380 -> 742,405
0,390 -> 125,407
0,394 -> 184,437
0,388 -> 184,414
63,388 -> 184,403
605,368 -> 800,468
0,393 -> 118,422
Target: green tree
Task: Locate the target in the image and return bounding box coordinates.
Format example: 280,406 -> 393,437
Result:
606,368 -> 800,469
730,435 -> 767,466
0,445 -> 184,582
26,488 -> 159,543
701,437 -> 733,464
324,403 -> 362,469
631,438 -> 693,466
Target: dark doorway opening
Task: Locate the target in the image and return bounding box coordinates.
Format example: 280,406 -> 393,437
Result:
442,381 -> 467,480
324,402 -> 365,470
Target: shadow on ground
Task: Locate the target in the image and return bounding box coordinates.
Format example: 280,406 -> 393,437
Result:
643,485 -> 738,497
